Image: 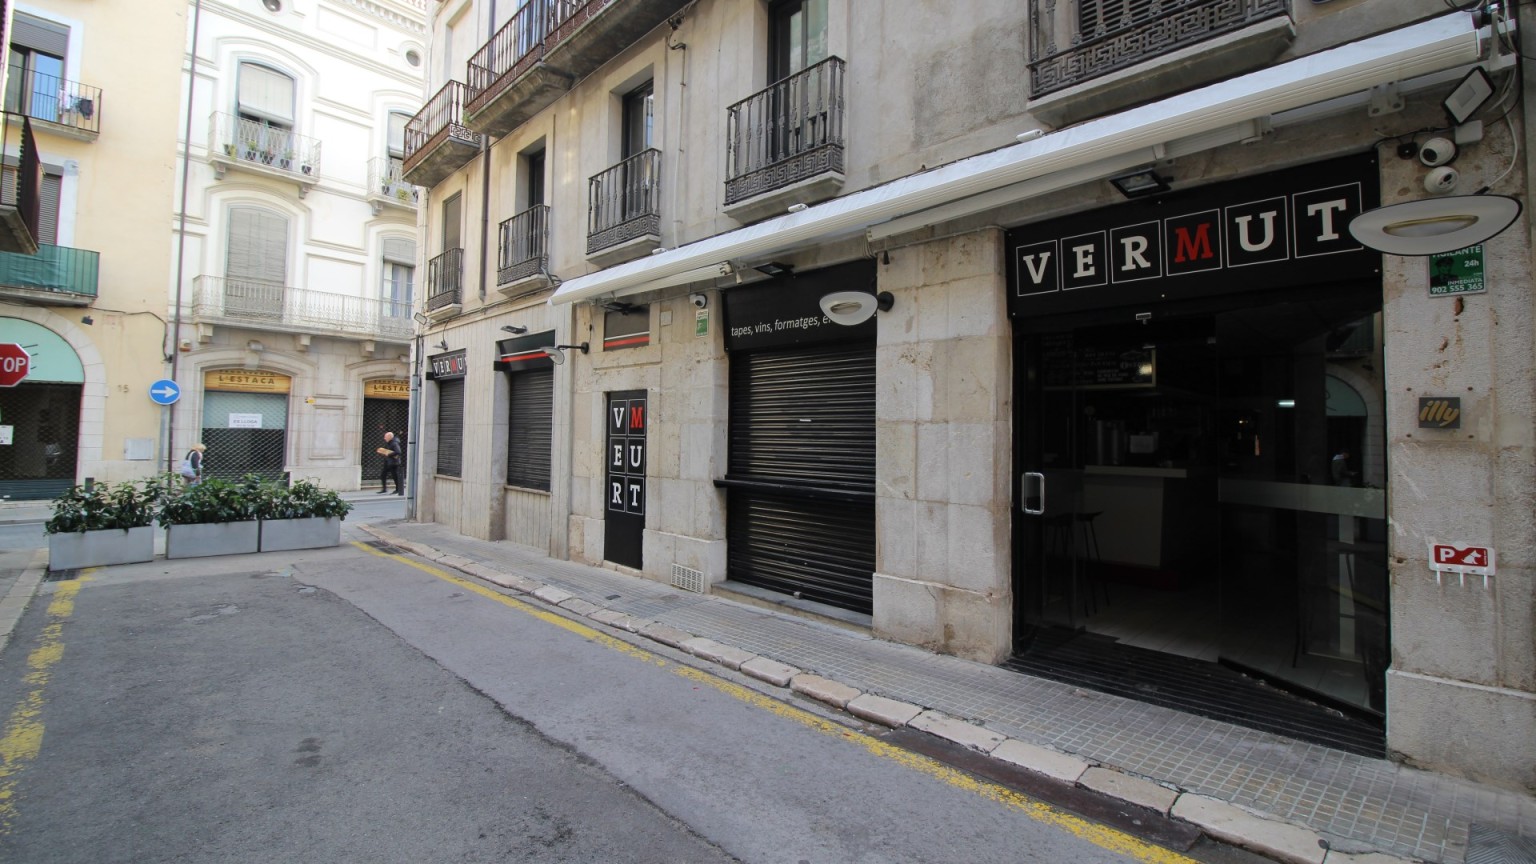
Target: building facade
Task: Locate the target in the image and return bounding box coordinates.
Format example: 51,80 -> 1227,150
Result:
405,0 -> 1535,790
171,0 -> 427,489
0,0 -> 184,498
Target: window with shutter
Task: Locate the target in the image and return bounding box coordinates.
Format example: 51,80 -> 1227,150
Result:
387,111 -> 409,159
226,207 -> 289,284
505,368 -> 553,490
237,62 -> 295,128
436,378 -> 465,478
382,236 -> 415,316
36,173 -> 60,246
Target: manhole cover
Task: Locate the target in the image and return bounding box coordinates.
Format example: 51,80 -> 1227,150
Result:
1467,824 -> 1536,864
43,569 -> 79,582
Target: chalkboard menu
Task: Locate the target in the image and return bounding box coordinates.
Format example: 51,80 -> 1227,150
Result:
1041,333 -> 1156,389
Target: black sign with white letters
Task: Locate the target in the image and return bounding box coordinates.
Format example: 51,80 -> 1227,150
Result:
1007,153 -> 1380,318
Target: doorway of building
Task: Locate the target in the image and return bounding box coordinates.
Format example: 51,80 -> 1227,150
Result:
361,394 -> 409,489
1013,285 -> 1388,750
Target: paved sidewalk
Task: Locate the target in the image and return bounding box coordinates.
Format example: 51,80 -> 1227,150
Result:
357,518 -> 1534,864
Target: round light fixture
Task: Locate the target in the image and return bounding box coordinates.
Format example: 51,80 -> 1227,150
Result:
1347,195 -> 1522,256
405,49 -> 422,67
262,0 -> 282,11
819,291 -> 895,326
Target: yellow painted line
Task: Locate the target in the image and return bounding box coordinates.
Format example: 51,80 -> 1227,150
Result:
352,542 -> 1196,863
0,569 -> 96,834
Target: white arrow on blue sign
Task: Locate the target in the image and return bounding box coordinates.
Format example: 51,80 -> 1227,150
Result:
149,379 -> 181,405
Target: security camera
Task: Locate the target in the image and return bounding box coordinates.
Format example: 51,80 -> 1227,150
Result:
1419,137 -> 1457,167
1424,165 -> 1460,195
689,293 -> 708,309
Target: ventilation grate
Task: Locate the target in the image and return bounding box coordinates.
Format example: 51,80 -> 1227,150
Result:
1466,824 -> 1536,864
670,564 -> 706,594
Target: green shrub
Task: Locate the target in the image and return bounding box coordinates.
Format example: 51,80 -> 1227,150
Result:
45,477 -> 170,535
267,478 -> 352,520
157,475 -> 267,526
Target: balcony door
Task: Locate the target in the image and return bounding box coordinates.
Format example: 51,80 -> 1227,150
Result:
618,82 -> 655,225
236,62 -> 296,166
6,13 -> 68,124
767,0 -> 828,163
225,206 -> 288,321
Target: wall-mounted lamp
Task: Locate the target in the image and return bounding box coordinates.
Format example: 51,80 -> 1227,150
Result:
500,324 -> 528,334
754,261 -> 794,277
1444,66 -> 1494,126
545,342 -> 589,365
1109,169 -> 1171,199
819,291 -> 894,326
1348,195 -> 1522,256
80,315 -> 93,326
434,338 -> 449,351
412,312 -> 429,326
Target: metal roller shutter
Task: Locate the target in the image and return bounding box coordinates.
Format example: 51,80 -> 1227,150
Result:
725,342 -> 876,613
506,367 -> 552,490
436,378 -> 464,478
200,390 -> 287,482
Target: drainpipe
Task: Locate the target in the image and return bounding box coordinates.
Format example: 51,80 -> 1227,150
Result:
479,143 -> 491,301
167,0 -> 204,475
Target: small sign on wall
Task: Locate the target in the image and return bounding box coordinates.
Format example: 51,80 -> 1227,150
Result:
695,308 -> 709,337
1418,397 -> 1461,429
1429,540 -> 1495,586
1428,245 -> 1485,296
0,425 -> 12,445
228,413 -> 262,429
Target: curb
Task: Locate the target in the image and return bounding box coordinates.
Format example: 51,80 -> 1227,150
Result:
355,523 -> 1421,864
0,550 -> 49,655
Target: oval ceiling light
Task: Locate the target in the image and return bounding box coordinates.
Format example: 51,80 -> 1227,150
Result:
1348,195 -> 1522,256
819,291 -> 894,326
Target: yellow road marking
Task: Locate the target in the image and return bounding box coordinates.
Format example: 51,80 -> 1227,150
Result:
353,542 -> 1197,863
0,571 -> 96,833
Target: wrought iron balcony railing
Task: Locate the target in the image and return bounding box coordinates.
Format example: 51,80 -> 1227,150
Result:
0,113 -> 42,254
368,156 -> 419,208
587,149 -> 660,255
1028,0 -> 1290,98
191,276 -> 412,342
4,70 -> 101,137
427,248 -> 465,311
498,204 -> 550,285
467,0 -> 575,101
725,57 -> 845,206
401,82 -> 483,187
208,113 -> 322,179
0,243 -> 99,301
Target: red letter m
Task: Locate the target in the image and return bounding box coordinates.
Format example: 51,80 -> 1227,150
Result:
629,404 -> 645,431
1173,223 -> 1214,263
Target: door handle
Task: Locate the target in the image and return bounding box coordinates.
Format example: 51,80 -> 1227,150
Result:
1021,472 -> 1044,515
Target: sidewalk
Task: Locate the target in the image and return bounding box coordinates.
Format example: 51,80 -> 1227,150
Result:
356,518 -> 1534,864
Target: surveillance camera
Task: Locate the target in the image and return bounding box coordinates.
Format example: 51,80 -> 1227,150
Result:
1424,165 -> 1460,195
1419,137 -> 1457,167
689,293 -> 708,309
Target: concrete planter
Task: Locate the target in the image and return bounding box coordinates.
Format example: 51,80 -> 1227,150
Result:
47,526 -> 155,571
259,516 -> 342,552
165,520 -> 260,559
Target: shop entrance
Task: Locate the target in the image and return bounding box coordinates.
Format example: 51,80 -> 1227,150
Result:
1013,286 -> 1388,750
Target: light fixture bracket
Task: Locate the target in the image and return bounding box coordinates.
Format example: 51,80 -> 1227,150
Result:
819,291 -> 894,326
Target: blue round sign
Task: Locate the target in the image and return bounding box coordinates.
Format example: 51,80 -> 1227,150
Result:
149,379 -> 181,405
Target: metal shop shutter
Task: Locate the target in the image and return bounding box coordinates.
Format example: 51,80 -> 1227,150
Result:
506,367 -> 552,490
436,377 -> 464,478
725,343 -> 876,613
200,389 -> 288,482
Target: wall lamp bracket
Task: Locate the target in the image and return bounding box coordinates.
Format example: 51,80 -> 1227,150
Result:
500,324 -> 528,334
545,342 -> 589,365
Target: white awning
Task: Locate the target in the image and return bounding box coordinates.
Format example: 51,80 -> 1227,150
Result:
550,12 -> 1485,307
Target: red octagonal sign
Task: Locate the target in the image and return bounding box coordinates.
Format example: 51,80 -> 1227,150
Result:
0,343 -> 31,388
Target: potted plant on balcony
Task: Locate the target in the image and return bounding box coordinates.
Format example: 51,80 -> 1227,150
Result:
280,148 -> 294,170
159,474 -> 267,559
243,138 -> 261,161
258,478 -> 352,552
45,478 -> 168,571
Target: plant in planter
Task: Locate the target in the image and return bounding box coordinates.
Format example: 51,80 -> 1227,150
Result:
258,478 -> 351,552
244,139 -> 261,160
280,149 -> 294,170
159,475 -> 268,559
45,477 -> 169,571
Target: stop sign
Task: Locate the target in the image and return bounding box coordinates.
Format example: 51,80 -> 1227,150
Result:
0,343 -> 30,387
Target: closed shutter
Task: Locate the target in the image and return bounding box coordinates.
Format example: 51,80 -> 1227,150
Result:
12,13 -> 69,57
237,62 -> 294,125
436,378 -> 464,477
226,207 -> 288,283
200,390 -> 288,482
725,342 -> 876,613
506,367 -> 552,490
36,172 -> 59,246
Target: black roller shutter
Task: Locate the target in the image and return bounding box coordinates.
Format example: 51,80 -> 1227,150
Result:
506,367 -> 552,490
436,378 -> 464,478
724,342 -> 875,613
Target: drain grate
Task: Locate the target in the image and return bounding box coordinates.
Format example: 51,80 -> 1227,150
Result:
670,564 -> 706,594
43,569 -> 79,582
1467,824 -> 1536,864
361,540 -> 404,555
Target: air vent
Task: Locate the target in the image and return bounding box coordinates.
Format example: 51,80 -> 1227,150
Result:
670,564 -> 706,594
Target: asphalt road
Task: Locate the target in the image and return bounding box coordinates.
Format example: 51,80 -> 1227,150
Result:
0,530 -> 1240,863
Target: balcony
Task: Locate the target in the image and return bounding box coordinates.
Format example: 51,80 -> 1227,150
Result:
464,0 -> 691,138
0,113 -> 41,254
190,277 -> 412,344
1028,0 -> 1293,127
497,204 -> 551,296
367,156 -> 421,215
426,248 -> 464,320
0,244 -> 99,306
207,113 -> 322,197
4,71 -> 101,142
586,149 -> 660,266
724,57 -> 845,224
401,82 -> 483,189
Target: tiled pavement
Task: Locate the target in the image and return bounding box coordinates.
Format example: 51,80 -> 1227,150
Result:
358,518 -> 1535,864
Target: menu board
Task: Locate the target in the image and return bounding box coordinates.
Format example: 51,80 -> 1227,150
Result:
1041,333 -> 1156,389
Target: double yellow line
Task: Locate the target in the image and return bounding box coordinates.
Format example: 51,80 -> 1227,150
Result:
355,542 -> 1197,864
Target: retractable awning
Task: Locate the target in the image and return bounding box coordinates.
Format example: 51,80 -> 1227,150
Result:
550,12 -> 1486,307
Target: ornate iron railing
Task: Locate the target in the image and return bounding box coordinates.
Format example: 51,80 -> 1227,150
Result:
368,156 -> 419,206
208,112 -> 322,177
587,149 -> 660,255
4,70 -> 101,136
427,248 -> 465,310
0,244 -> 99,297
725,57 -> 845,205
404,81 -> 482,164
498,204 -> 550,285
191,277 -> 411,341
466,0 -> 620,109
1028,0 -> 1289,98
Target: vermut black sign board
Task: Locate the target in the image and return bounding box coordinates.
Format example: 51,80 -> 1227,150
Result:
722,260 -> 876,351
1006,153 -> 1381,319
428,350 -> 468,379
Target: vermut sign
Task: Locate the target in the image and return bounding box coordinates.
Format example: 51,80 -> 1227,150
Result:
0,343 -> 29,388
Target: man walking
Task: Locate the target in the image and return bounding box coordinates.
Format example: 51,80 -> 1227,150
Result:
378,431 -> 404,495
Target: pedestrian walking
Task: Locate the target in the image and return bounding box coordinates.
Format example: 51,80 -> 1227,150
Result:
179,443 -> 206,486
377,431 -> 404,495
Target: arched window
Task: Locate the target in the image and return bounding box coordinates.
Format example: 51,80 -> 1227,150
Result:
225,206 -> 289,319
381,236 -> 415,319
